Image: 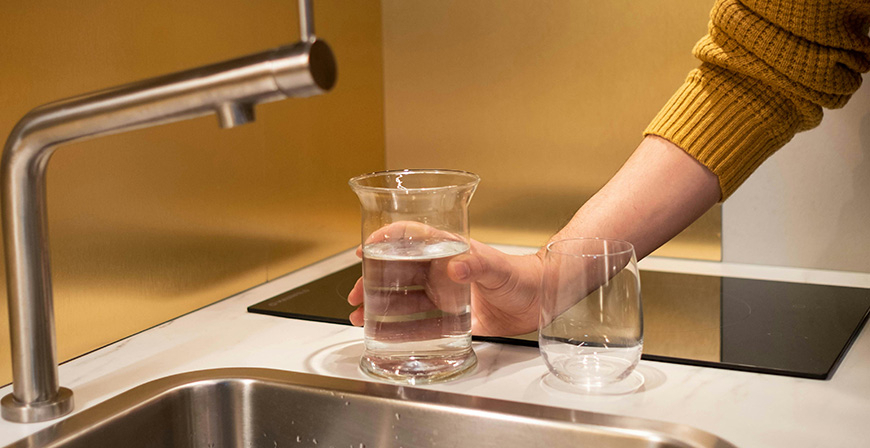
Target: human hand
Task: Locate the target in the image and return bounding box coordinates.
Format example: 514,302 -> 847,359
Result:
347,224 -> 543,337
451,240 -> 544,336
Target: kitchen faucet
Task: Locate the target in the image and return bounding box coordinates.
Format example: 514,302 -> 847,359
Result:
0,0 -> 335,423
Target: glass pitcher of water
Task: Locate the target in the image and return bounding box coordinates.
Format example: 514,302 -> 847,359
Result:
349,169 -> 480,384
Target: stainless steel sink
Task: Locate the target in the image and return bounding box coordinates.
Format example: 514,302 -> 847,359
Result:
4,368 -> 735,448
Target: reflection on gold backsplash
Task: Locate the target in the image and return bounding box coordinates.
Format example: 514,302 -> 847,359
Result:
383,0 -> 721,260
0,0 -> 384,385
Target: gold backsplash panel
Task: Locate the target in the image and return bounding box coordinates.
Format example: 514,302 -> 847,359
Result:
642,271 -> 721,362
0,0 -> 385,385
382,0 -> 721,259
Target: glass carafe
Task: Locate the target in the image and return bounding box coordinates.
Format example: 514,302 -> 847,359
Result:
349,169 -> 480,384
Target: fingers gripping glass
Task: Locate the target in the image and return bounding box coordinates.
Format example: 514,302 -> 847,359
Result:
539,238 -> 643,390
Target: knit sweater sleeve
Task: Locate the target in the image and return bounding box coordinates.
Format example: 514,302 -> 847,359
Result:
644,0 -> 870,200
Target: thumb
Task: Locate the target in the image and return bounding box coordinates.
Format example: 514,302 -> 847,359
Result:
447,241 -> 512,290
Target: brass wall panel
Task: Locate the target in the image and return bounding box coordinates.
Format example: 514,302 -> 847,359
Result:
382,0 -> 721,259
0,1 -> 384,384
641,272 -> 721,362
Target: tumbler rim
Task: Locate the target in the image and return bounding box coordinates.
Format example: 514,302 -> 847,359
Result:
546,237 -> 635,258
348,169 -> 480,193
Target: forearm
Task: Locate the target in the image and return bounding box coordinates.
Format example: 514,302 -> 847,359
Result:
547,135 -> 720,260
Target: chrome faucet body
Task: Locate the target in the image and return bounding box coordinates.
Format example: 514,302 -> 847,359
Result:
1,0 -> 335,423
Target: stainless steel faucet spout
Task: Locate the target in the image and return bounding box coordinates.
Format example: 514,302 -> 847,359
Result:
1,4 -> 336,424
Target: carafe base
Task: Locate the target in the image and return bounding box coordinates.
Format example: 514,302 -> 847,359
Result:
359,349 -> 477,385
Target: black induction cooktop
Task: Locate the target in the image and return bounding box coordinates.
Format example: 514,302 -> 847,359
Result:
248,263 -> 870,380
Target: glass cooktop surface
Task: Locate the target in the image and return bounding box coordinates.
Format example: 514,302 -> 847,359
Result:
248,263 -> 870,379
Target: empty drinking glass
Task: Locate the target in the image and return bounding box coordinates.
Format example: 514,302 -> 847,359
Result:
539,238 -> 643,390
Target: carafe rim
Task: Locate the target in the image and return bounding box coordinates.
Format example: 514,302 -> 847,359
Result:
349,169 -> 480,193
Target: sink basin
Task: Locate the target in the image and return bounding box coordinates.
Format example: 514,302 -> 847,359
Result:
4,368 -> 734,448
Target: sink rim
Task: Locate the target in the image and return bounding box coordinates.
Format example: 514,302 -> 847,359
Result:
3,368 -> 736,448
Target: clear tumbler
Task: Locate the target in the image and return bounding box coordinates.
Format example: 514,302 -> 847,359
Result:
539,238 -> 643,389
349,169 -> 480,384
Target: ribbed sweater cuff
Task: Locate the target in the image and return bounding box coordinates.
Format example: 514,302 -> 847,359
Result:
644,63 -> 801,200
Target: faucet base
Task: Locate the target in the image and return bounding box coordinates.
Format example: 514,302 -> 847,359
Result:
1,387 -> 74,423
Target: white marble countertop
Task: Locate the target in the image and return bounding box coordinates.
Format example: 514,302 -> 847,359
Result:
2,246 -> 870,447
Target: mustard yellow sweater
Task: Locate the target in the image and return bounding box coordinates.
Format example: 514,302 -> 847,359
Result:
645,0 -> 870,200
